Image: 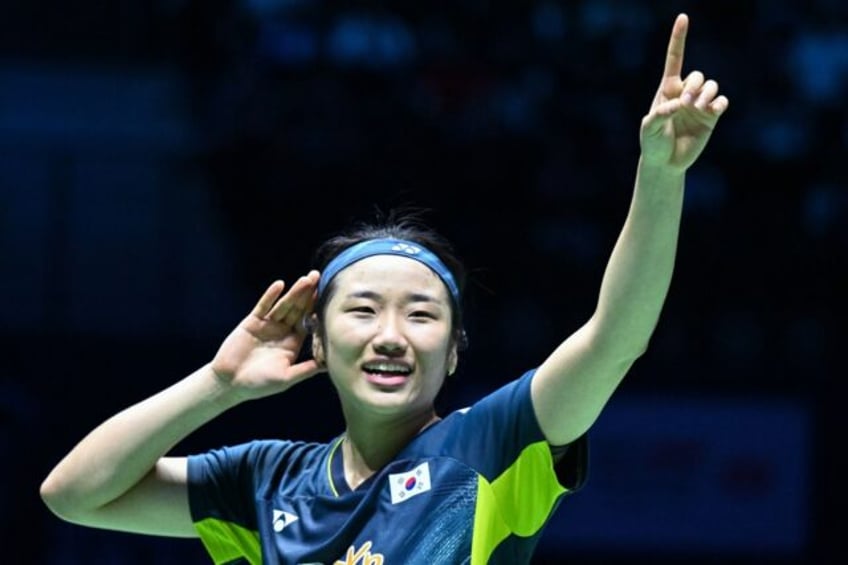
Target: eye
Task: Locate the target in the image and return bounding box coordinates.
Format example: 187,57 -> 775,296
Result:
347,306 -> 375,315
410,310 -> 437,320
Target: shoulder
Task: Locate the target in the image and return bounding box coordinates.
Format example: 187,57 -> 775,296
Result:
448,368 -> 539,421
405,369 -> 542,464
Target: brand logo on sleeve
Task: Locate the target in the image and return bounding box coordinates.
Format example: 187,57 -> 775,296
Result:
272,509 -> 299,532
388,462 -> 431,504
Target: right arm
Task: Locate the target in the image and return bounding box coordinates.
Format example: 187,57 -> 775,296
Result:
39,271 -> 323,537
40,366 -> 236,537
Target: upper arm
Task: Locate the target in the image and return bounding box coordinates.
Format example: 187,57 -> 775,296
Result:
61,457 -> 198,538
531,318 -> 639,446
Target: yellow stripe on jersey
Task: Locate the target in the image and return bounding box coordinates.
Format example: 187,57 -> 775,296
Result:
327,436 -> 344,497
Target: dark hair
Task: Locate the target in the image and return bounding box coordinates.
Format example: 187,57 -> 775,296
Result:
311,207 -> 469,351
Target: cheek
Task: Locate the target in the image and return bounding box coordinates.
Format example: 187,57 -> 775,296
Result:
410,331 -> 453,364
324,323 -> 369,360
341,319 -> 374,338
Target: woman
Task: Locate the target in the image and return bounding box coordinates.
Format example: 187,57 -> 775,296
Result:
40,13 -> 728,564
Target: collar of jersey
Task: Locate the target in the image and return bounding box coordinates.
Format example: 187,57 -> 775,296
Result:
327,435 -> 381,497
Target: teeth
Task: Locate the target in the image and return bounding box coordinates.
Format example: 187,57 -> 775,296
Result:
364,363 -> 410,373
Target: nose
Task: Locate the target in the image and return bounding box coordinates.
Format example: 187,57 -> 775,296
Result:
372,313 -> 407,355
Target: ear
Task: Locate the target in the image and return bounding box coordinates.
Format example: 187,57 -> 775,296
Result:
310,316 -> 325,366
312,337 -> 325,367
447,345 -> 458,377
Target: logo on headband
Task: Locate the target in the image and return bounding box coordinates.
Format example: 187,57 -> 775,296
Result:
391,243 -> 421,254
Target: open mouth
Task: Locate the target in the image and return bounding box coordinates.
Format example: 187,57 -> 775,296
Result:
362,362 -> 412,388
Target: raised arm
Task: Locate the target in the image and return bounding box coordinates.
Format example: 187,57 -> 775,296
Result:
39,272 -> 323,536
531,13 -> 729,446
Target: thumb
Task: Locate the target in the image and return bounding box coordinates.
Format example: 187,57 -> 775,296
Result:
642,99 -> 680,136
288,359 -> 327,383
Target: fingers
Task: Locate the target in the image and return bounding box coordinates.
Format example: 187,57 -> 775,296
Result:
709,95 -> 729,116
680,71 -> 704,103
681,77 -> 729,117
662,13 -> 689,80
692,78 -> 717,109
251,280 -> 285,318
644,75 -> 728,136
658,15 -> 729,119
268,270 -> 320,328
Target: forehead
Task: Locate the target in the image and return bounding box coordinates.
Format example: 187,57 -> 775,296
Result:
332,255 -> 449,300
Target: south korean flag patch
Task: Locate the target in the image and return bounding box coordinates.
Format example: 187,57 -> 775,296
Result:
389,462 -> 431,504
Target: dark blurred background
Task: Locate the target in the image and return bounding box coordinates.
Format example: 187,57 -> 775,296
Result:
2,1 -> 844,563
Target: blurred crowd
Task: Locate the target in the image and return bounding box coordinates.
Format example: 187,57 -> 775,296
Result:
170,0 -> 845,390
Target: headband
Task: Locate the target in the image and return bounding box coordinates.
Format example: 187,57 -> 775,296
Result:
317,238 -> 460,305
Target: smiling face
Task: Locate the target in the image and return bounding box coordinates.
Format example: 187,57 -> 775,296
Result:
314,255 -> 458,421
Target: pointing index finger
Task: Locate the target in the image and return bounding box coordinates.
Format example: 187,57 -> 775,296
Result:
663,13 -> 689,80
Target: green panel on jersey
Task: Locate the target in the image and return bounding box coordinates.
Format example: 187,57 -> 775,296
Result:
195,517 -> 262,565
471,440 -> 566,563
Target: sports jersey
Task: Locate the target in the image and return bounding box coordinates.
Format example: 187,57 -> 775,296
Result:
187,368 -> 588,564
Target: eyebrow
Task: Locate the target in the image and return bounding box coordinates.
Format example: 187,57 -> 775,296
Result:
344,290 -> 442,304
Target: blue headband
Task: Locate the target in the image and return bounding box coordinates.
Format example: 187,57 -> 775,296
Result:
317,238 -> 460,305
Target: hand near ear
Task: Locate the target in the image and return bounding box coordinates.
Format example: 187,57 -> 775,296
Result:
211,272 -> 325,401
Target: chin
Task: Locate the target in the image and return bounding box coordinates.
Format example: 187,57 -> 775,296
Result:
361,389 -> 430,416
364,391 -> 411,411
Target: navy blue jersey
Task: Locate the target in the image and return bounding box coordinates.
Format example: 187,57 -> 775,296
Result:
187,369 -> 588,564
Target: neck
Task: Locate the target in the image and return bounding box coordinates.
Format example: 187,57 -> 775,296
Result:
341,408 -> 440,490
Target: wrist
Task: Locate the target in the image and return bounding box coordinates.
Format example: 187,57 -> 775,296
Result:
638,156 -> 687,181
632,158 -> 687,211
199,364 -> 248,411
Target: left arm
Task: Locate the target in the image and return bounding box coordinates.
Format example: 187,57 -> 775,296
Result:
531,13 -> 729,446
